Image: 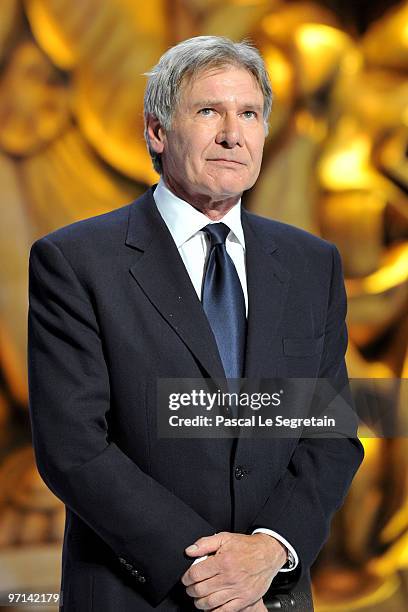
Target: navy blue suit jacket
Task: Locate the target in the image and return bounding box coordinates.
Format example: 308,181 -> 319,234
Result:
28,187 -> 364,610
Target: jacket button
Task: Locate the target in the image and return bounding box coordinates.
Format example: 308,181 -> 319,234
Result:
234,466 -> 245,480
131,569 -> 139,576
125,563 -> 133,571
118,557 -> 127,565
138,575 -> 146,583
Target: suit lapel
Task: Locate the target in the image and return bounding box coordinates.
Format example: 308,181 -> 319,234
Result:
126,188 -> 225,381
125,190 -> 291,383
241,209 -> 291,379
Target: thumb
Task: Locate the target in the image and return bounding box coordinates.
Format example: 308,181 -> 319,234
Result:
185,532 -> 227,556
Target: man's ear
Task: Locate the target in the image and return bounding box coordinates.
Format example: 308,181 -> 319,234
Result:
146,114 -> 166,154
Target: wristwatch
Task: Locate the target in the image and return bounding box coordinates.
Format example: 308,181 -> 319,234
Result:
282,548 -> 296,569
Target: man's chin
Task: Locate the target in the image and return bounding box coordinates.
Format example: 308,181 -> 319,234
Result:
205,180 -> 251,200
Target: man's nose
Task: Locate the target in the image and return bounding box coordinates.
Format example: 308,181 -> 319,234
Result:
215,114 -> 244,148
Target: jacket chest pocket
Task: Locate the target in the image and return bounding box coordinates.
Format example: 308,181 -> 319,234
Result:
271,334 -> 325,378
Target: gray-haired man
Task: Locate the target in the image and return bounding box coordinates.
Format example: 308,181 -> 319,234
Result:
28,36 -> 363,611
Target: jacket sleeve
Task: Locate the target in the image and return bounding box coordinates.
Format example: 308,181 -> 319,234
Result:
27,236 -> 216,606
249,244 -> 364,581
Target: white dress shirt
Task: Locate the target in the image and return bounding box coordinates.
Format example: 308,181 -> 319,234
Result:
153,178 -> 298,572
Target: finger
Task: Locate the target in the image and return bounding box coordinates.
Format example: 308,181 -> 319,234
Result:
239,600 -> 267,612
181,556 -> 220,586
185,532 -> 228,557
210,601 -> 249,612
193,589 -> 243,610
181,554 -> 208,583
185,575 -> 223,598
219,603 -> 256,612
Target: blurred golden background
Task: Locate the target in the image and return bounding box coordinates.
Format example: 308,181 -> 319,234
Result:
0,0 -> 407,610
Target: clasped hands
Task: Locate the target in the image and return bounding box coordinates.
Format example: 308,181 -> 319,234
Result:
181,532 -> 287,611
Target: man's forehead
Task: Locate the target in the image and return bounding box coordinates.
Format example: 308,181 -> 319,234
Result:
179,65 -> 264,103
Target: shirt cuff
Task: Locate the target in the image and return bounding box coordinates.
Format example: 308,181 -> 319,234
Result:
252,528 -> 299,572
191,555 -> 208,566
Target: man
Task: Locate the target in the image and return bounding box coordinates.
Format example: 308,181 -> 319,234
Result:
28,36 -> 364,611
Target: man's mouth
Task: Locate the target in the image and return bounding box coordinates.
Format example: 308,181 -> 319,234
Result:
207,159 -> 245,165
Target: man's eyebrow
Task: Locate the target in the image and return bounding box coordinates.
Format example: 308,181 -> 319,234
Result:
192,100 -> 263,112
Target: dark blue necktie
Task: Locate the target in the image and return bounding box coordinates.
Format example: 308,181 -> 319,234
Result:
201,223 -> 246,381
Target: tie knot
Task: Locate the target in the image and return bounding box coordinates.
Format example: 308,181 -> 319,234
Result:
203,222 -> 230,247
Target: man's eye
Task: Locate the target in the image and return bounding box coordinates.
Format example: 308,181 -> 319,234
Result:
198,108 -> 214,116
242,111 -> 256,119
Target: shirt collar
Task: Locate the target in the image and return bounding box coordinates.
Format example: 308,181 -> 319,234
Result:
153,178 -> 245,249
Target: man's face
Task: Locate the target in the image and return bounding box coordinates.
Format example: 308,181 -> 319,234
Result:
155,66 -> 266,204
